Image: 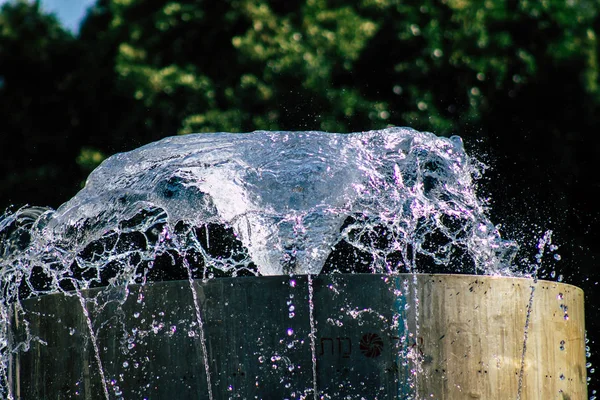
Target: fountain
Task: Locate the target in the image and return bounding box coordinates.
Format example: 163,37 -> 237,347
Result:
0,128 -> 587,398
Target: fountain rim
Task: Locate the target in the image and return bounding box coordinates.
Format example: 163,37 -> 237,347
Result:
14,273 -> 584,305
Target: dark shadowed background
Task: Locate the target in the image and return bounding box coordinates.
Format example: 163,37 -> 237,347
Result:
0,0 -> 599,395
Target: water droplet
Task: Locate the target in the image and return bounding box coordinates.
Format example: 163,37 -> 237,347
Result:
188,330 -> 196,337
287,328 -> 294,336
133,312 -> 140,319
123,361 -> 129,368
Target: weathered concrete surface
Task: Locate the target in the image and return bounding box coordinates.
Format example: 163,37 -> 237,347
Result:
9,274 -> 586,399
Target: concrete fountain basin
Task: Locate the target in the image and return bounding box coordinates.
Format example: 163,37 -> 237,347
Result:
9,274 -> 586,399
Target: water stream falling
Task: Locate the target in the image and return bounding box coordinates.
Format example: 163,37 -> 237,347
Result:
0,127 -> 544,398
184,258 -> 213,400
307,274 -> 318,400
75,287 -> 111,400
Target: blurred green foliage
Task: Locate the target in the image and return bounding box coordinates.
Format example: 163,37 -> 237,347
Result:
102,0 -> 599,136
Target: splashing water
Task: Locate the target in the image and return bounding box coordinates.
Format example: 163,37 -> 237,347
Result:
1,128 -> 516,280
0,127 -> 521,396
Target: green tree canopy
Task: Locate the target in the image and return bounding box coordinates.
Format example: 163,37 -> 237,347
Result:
96,0 -> 598,136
